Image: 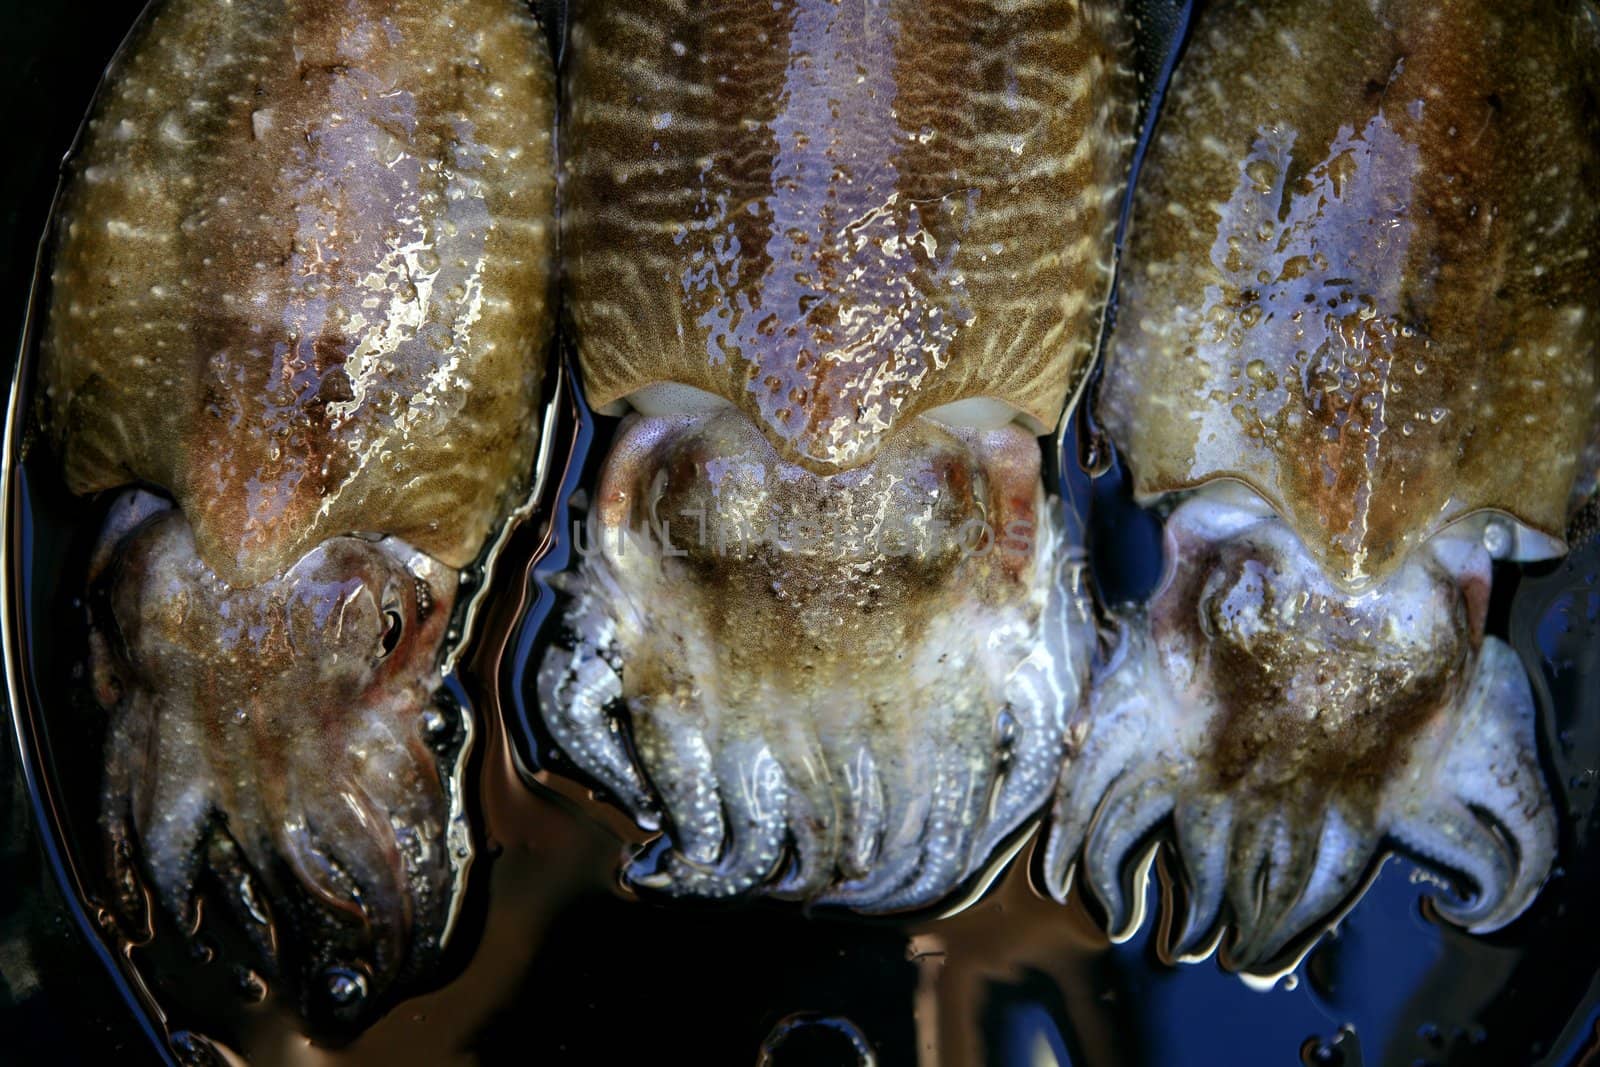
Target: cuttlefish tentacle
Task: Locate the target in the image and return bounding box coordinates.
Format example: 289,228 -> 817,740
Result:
108,692 -> 210,930
1169,793 -> 1233,956
879,720 -> 988,912
537,572 -> 659,825
1041,618 -> 1176,937
976,544 -> 1091,864
1244,803 -> 1368,964
837,747 -> 887,883
633,700 -> 724,870
822,734 -> 929,908
767,725 -> 843,900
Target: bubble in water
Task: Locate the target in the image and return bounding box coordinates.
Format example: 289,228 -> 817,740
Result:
319,965 -> 369,1020
758,1013 -> 876,1067
1300,1037 -> 1344,1067
171,1030 -> 229,1066
422,692 -> 460,748
1300,1024 -> 1359,1067
1080,423 -> 1114,478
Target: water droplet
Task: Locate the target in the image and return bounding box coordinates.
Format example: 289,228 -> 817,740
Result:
1482,520 -> 1513,558
323,966 -> 368,1009
421,704 -> 453,745
234,966 -> 268,1003
1300,1037 -> 1344,1066
995,709 -> 1018,752
1245,157 -> 1277,192
1079,415 -> 1114,477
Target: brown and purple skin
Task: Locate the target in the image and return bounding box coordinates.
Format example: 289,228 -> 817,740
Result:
1044,0 -> 1599,972
540,0 -> 1132,909
39,0 -> 555,1023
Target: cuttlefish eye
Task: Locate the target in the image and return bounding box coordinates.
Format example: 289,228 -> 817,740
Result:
277,538 -> 438,675
379,604 -> 404,660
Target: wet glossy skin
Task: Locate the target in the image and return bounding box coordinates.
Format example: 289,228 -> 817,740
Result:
44,0 -> 553,586
563,0 -> 1128,471
1045,0 -> 1596,972
40,0 -> 554,1024
1099,0 -> 1600,590
544,0 -> 1130,907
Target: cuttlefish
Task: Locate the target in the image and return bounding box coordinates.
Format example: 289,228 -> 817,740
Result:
1045,0 -> 1598,972
540,0 -> 1131,908
40,0 -> 554,1022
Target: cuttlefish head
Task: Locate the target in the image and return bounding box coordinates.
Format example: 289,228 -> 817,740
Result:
540,394 -> 1089,911
92,493 -> 464,1027
1044,485 -> 1556,972
1155,487 -> 1480,796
